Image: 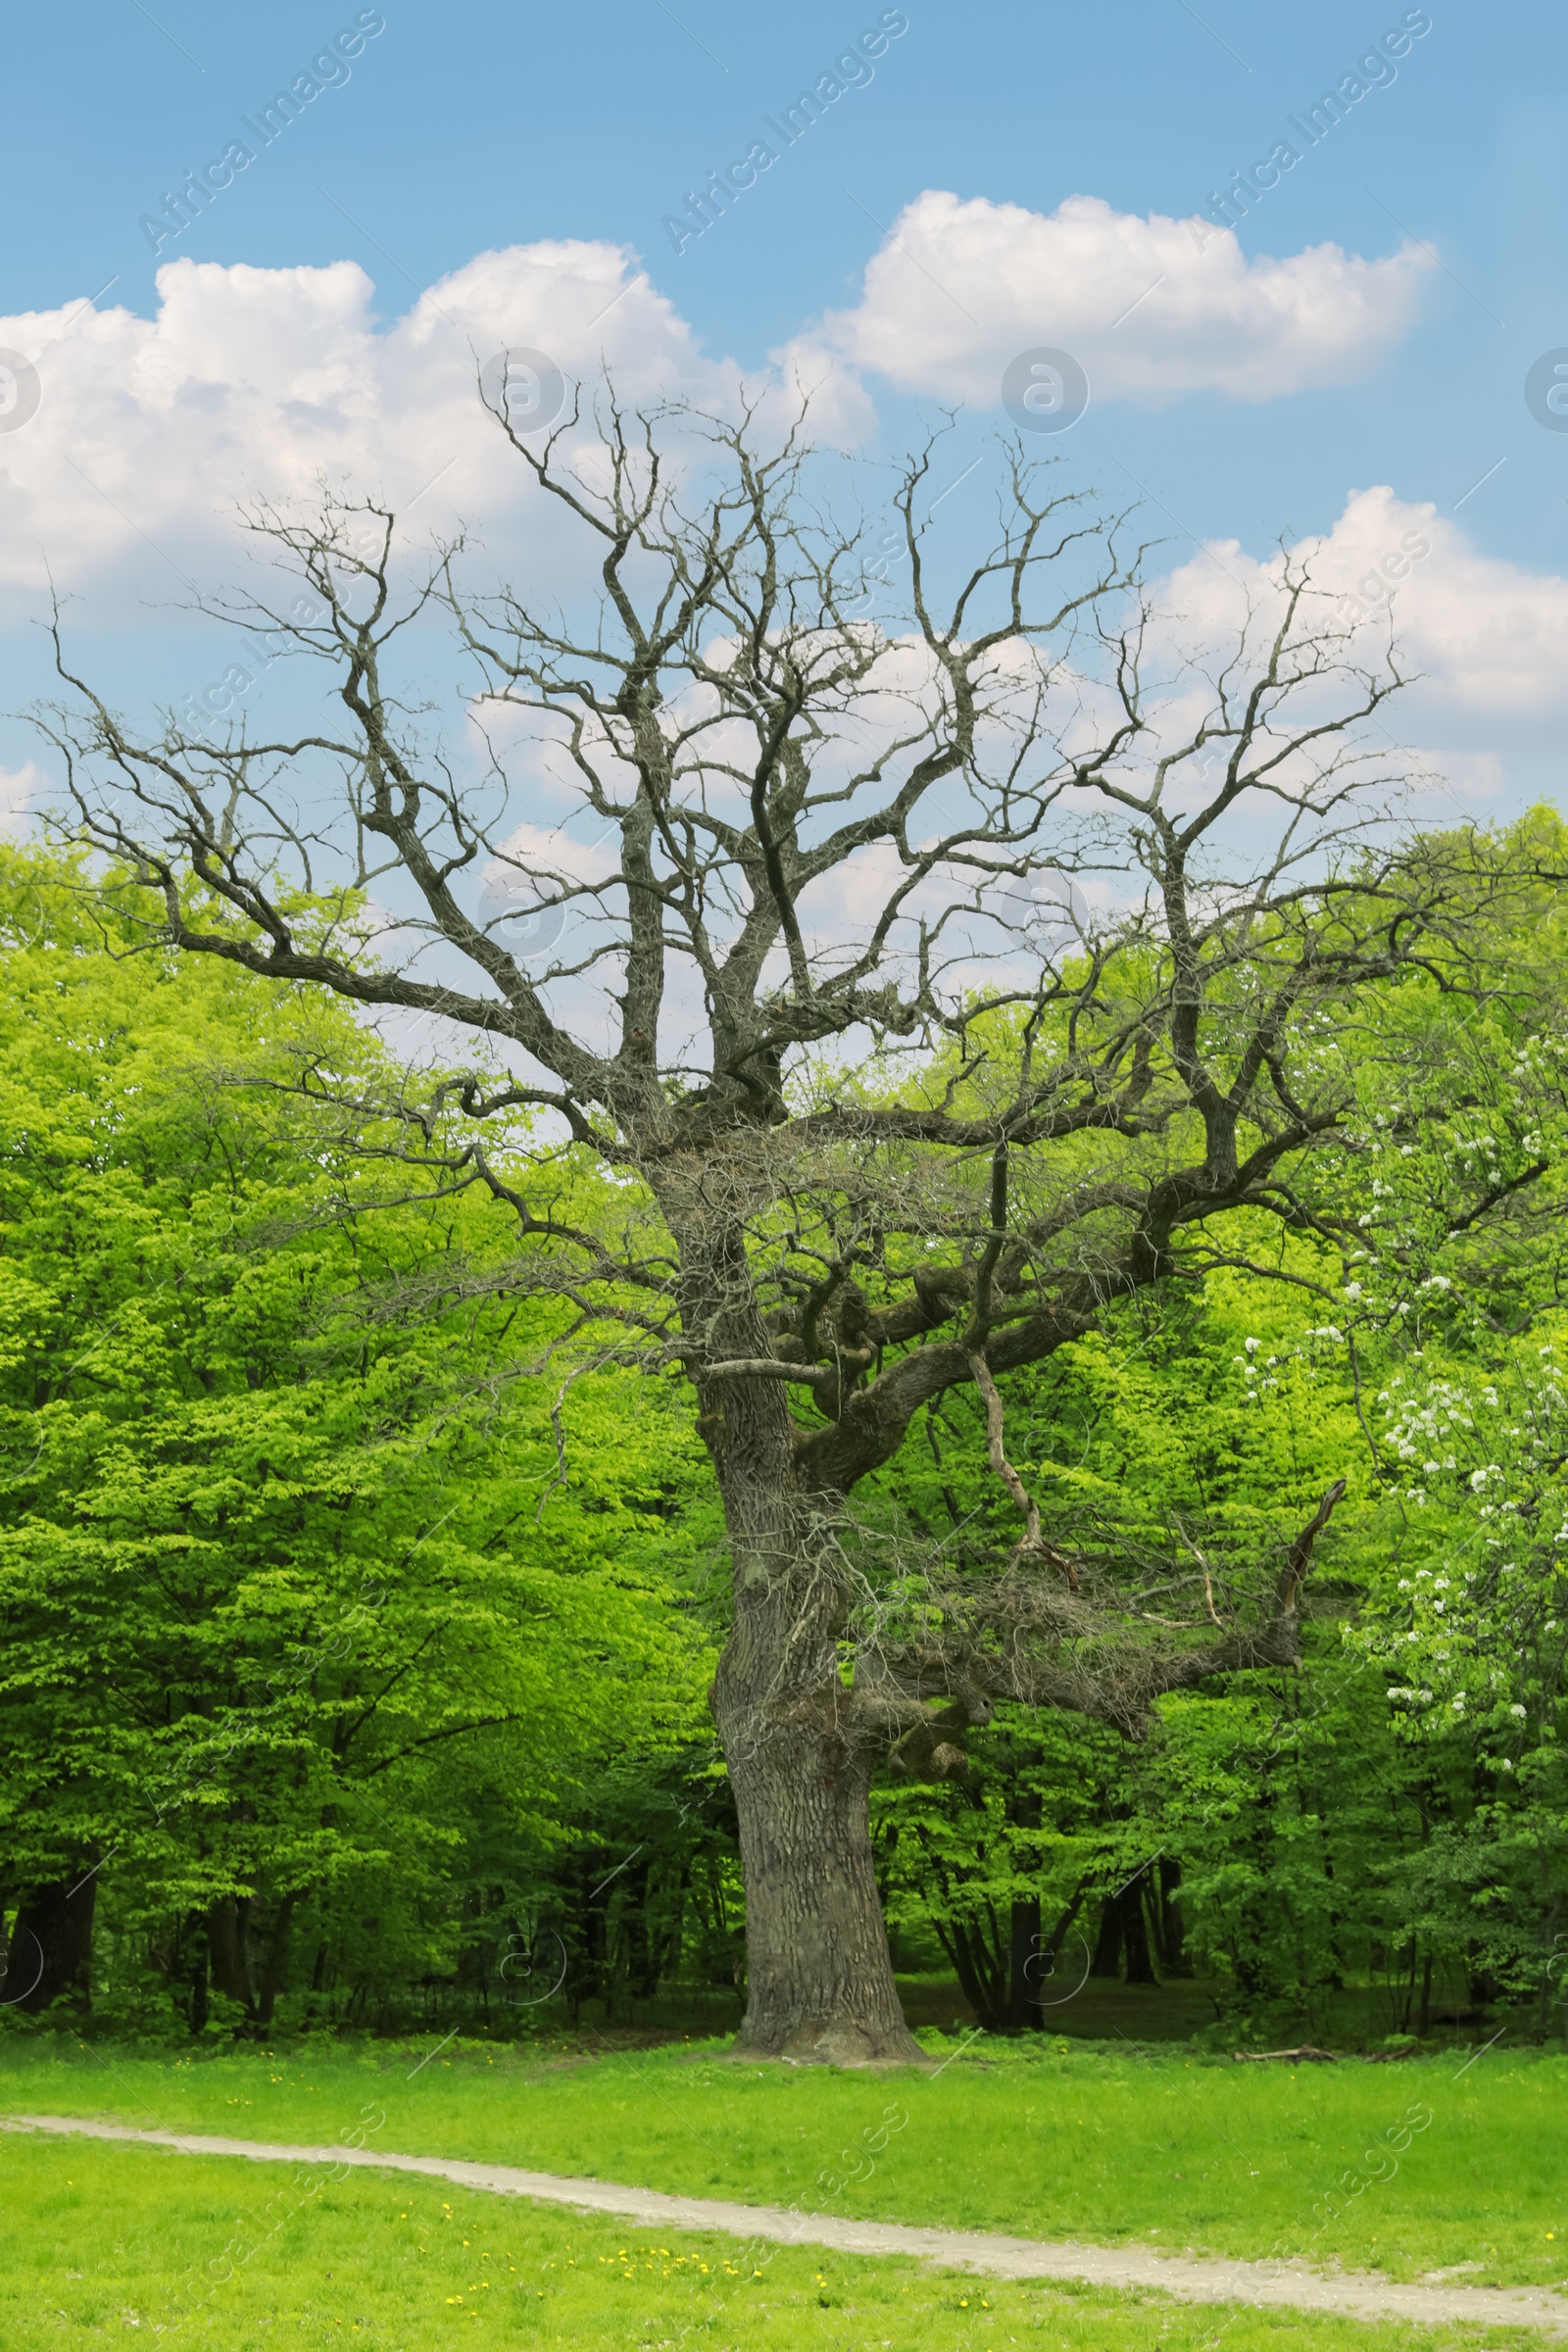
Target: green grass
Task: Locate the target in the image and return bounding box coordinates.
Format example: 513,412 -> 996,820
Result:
0,2128 -> 1549,2350
2,2030 -> 1563,2293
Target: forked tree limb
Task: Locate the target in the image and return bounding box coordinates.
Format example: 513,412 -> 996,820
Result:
1279,1477 -> 1348,1616
967,1351 -> 1079,1589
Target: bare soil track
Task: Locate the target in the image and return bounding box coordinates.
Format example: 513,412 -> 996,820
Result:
7,2111 -> 1560,2335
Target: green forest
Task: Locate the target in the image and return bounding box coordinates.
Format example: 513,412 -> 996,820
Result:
5,809 -> 1565,2056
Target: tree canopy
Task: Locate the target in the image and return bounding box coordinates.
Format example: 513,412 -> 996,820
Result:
0,843 -> 714,2027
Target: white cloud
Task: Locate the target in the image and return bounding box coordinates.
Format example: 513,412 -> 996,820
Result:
483,817 -> 620,904
6,224 -> 1564,825
1155,484 -> 1568,716
0,204 -> 1437,628
798,191 -> 1432,407
0,240 -> 876,621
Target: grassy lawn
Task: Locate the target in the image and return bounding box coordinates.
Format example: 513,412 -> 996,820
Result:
2,2127 -> 1551,2351
1,2030 -> 1563,2294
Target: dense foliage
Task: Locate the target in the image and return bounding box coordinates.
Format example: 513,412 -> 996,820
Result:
0,847 -> 717,2033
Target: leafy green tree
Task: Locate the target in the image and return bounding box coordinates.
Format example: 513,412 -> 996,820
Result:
0,845 -> 711,2029
45,404 -> 1564,2061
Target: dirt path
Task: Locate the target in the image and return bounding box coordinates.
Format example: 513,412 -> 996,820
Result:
7,2110 -> 1562,2336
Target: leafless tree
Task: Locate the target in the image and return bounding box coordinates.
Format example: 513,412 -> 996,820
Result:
39,388 -> 1520,2061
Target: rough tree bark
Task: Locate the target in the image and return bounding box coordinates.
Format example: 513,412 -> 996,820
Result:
42,384 -> 1543,2061
686,1230 -> 922,2055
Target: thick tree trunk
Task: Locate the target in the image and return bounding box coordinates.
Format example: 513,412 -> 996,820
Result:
721,1722 -> 921,2062
710,1501 -> 925,2064
705,1455 -> 922,2061
675,1194 -> 924,2065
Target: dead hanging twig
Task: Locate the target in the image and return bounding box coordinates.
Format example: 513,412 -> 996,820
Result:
967,1352 -> 1079,1589
536,1370 -> 581,1523
1278,1477 -> 1348,1613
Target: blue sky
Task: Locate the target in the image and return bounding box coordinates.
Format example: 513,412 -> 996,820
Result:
4,0 -> 1568,808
